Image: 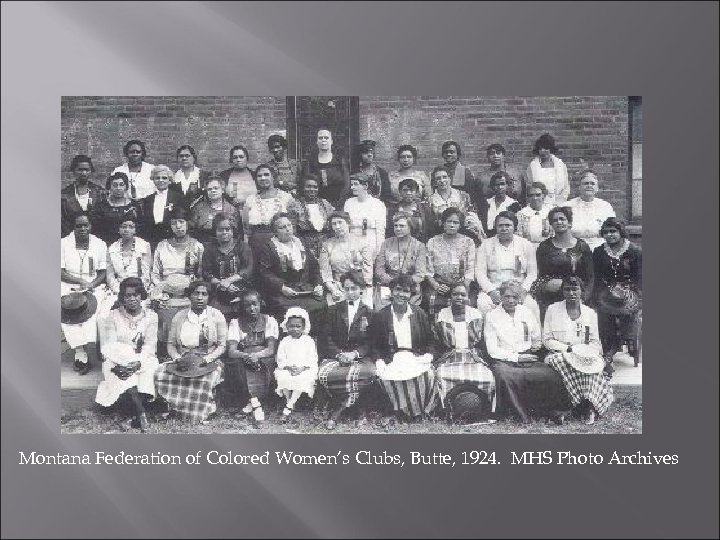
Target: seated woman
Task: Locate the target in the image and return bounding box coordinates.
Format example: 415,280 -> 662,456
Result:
484,171 -> 521,237
317,271 -> 377,430
139,165 -> 186,249
522,133 -> 570,208
154,280 -> 227,423
243,164 -> 294,258
385,178 -> 435,243
475,211 -> 540,322
91,172 -> 140,244
374,212 -> 427,309
593,217 -> 642,366
286,173 -> 335,259
484,280 -> 569,424
96,278 -> 159,433
189,176 -> 244,246
532,206 -> 594,321
105,216 -> 153,312
427,166 -> 484,243
434,283 -> 495,416
225,289 -> 279,426
256,213 -> 325,326
319,211 -> 374,307
61,212 -> 108,375
425,208 -> 476,316
201,212 -> 254,320
343,173 -> 387,268
219,144 -> 256,208
386,144 -> 432,205
544,277 -> 612,425
369,275 -> 437,421
566,170 -> 616,251
516,181 -> 553,250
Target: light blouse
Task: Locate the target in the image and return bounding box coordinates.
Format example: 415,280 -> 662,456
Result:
566,197 -> 616,251
484,304 -> 541,362
112,162 -> 155,200
243,190 -> 293,228
475,235 -> 537,293
106,238 -> 152,294
426,234 -> 476,285
61,233 -> 108,282
542,301 -> 602,354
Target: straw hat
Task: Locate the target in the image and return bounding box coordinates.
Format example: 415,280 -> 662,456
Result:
565,344 -> 605,374
60,291 -> 97,324
165,351 -> 219,378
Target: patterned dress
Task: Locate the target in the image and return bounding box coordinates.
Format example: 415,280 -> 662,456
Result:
425,233 -> 476,316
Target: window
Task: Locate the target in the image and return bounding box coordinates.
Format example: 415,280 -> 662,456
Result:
629,96 -> 642,221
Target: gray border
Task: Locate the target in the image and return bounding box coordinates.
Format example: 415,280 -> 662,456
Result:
2,2 -> 718,538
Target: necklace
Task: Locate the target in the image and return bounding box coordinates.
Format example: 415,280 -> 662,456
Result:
395,236 -> 412,272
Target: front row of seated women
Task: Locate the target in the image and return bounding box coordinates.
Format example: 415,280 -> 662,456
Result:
85,271 -> 612,431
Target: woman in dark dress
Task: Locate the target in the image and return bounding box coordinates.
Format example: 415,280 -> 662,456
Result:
91,172 -> 141,244
61,154 -> 106,237
299,128 -> 350,209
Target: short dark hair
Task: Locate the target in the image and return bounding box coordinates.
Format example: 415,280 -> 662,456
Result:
548,206 -> 573,224
270,212 -> 292,232
255,163 -> 277,181
229,145 -> 249,162
298,173 -> 320,197
212,212 -> 237,235
70,154 -> 95,172
328,210 -> 351,226
349,172 -> 369,186
440,207 -> 464,226
168,205 -> 190,222
176,145 -> 198,164
118,277 -> 148,301
389,274 -> 417,294
430,165 -> 450,184
494,210 -> 518,230
532,133 -> 558,155
267,134 -> 287,149
339,271 -> 365,289
398,178 -> 420,191
489,171 -> 510,189
486,143 -> 506,156
599,217 -> 628,238
123,140 -> 147,159
106,171 -> 129,190
441,141 -> 461,157
561,276 -> 585,291
186,279 -> 211,297
396,144 -> 418,161
527,181 -> 549,197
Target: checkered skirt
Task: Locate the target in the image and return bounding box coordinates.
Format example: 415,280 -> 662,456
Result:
545,352 -> 613,415
318,359 -> 376,408
435,350 -> 496,411
154,363 -> 224,423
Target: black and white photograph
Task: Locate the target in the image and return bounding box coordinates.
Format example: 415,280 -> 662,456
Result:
60,95 -> 643,434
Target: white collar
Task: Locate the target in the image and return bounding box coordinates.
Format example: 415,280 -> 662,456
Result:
187,308 -> 208,324
391,304 -> 413,322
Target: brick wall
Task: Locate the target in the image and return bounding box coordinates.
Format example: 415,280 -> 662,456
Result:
60,96 -> 287,189
359,96 -> 631,221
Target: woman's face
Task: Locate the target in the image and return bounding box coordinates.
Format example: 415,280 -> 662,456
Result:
170,218 -> 187,238
286,317 -> 305,339
152,169 -> 171,191
562,284 -> 582,303
330,217 -> 349,237
538,147 -> 552,161
398,150 -> 414,169
350,177 -> 368,197
177,148 -> 195,169
215,220 -> 233,243
495,216 -> 515,241
316,130 -> 332,151
342,279 -> 363,303
126,144 -> 144,166
273,217 -> 294,243
399,184 -> 418,203
393,218 -> 410,238
241,294 -> 261,317
270,141 -> 285,161
231,149 -> 247,169
74,215 -> 91,241
118,220 -> 136,241
492,177 -> 508,197
434,170 -> 450,191
501,288 -> 520,311
73,161 -> 92,183
450,286 -> 468,308
488,148 -> 505,167
206,180 -> 224,201
121,285 -> 142,312
391,285 -> 412,307
602,226 -> 622,247
442,144 -> 459,165
579,174 -> 599,200
443,213 -> 461,235
109,178 -> 127,198
189,285 -> 209,311
550,211 -> 571,234
360,149 -> 374,166
526,187 -> 546,210
256,167 -> 274,191
303,179 -> 319,201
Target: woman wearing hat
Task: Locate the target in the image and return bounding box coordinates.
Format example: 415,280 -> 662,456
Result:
154,280 -> 227,423
593,217 -> 642,367
61,212 -> 108,374
544,276 -> 612,425
189,175 -> 244,245
298,128 -> 350,210
352,139 -> 390,200
112,139 -> 155,200
523,134 -> 570,208
385,178 -> 435,243
96,278 -> 159,432
286,173 -> 335,259
434,283 -> 496,418
484,280 -> 569,424
201,212 -> 254,320
61,155 -> 106,237
566,170 -> 617,251
386,144 -> 432,205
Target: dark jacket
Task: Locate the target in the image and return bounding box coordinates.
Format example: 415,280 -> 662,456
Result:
60,182 -> 106,237
368,304 -> 435,361
319,300 -> 374,359
139,189 -> 186,246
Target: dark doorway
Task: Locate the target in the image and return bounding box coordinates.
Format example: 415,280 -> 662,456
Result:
286,96 -> 360,169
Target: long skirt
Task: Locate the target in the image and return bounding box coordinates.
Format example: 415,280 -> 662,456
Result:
95,353 -> 159,407
435,350 -> 496,412
377,355 -> 438,417
156,302 -> 190,345
223,355 -> 275,403
318,358 -> 376,408
154,362 -> 223,423
545,352 -> 613,415
491,360 -> 571,422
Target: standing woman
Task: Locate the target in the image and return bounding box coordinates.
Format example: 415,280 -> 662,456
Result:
385,178 -> 436,243
523,134 -> 569,208
112,139 -> 155,200
484,171 -> 521,237
106,216 -> 153,310
299,128 -> 350,209
352,139 -> 391,199
242,164 -> 293,258
96,277 -> 159,432
425,208 -> 476,317
532,206 -> 594,321
286,173 -> 335,259
173,144 -> 205,208
266,134 -> 299,195
154,280 -> 227,423
343,173 -> 387,273
516,181 -> 553,250
593,217 -> 642,366
219,145 -> 256,208
386,144 -> 432,204
61,155 -> 106,237
427,166 -> 484,242
566,170 -> 616,251
189,176 -> 243,245
201,212 -> 254,320
544,277 -> 612,425
91,172 -> 140,244
440,141 -> 477,193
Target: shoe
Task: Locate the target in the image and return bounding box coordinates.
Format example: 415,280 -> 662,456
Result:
241,402 -> 253,415
583,409 -> 596,425
325,419 -> 336,430
78,362 -> 92,375
253,404 -> 265,423
138,413 -> 149,433
73,360 -> 83,372
281,406 -> 292,424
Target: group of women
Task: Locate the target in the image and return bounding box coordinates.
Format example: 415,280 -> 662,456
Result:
60,130 -> 641,431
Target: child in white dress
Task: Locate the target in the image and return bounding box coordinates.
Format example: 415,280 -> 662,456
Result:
274,307 -> 319,422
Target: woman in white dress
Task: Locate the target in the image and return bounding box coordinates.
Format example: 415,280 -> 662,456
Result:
105,216 -> 152,312
343,173 -> 387,266
516,181 -> 553,251
566,170 -> 616,251
523,134 -> 569,208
